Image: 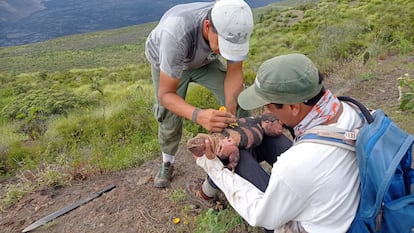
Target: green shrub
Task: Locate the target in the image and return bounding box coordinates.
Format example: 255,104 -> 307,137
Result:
5,141 -> 38,171
312,21 -> 369,72
38,168 -> 72,187
398,73 -> 414,111
6,142 -> 28,170
170,188 -> 187,203
195,208 -> 248,233
1,182 -> 32,210
1,88 -> 95,139
41,84 -> 158,171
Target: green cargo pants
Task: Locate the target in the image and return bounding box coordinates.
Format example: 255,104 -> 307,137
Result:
151,59 -> 249,155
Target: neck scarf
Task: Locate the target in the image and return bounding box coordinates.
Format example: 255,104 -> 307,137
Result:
294,90 -> 340,139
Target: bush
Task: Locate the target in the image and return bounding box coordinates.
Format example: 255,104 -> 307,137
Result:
312,21 -> 369,72
195,208 -> 247,233
6,141 -> 35,171
398,73 -> 414,111
1,89 -> 95,139
42,84 -> 159,171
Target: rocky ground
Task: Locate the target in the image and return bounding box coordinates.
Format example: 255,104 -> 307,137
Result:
1,147 -> 213,233
1,54 -> 413,233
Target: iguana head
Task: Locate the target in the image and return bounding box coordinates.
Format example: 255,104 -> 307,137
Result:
186,133 -> 215,158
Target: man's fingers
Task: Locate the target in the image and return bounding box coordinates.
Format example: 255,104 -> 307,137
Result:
208,118 -> 237,133
199,108 -> 235,132
209,125 -> 226,133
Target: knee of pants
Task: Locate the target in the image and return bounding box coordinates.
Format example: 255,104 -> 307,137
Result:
235,150 -> 270,192
154,104 -> 183,131
159,115 -> 183,144
236,149 -> 261,170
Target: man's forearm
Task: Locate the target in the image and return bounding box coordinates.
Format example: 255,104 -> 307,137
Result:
224,76 -> 243,114
160,92 -> 195,121
224,62 -> 244,115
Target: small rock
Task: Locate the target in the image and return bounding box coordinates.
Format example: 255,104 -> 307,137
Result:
136,176 -> 151,186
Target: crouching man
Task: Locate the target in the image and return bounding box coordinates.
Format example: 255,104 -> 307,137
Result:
193,54 -> 363,233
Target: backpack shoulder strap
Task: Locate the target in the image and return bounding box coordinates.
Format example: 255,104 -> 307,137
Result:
296,125 -> 357,151
337,96 -> 374,123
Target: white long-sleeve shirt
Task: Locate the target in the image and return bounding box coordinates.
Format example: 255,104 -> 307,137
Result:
197,103 -> 364,232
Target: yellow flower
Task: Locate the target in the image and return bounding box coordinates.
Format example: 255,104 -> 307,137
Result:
173,217 -> 180,224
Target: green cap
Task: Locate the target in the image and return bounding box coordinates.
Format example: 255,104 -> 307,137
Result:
238,53 -> 322,110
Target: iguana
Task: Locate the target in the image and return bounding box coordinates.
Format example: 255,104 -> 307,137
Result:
186,113 -> 284,171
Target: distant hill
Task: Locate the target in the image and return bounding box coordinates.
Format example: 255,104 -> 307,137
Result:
0,0 -> 280,47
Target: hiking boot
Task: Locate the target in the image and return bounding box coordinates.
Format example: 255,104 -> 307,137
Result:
185,178 -> 217,209
153,162 -> 173,188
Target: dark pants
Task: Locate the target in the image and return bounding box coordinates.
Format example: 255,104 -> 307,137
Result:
207,134 -> 293,232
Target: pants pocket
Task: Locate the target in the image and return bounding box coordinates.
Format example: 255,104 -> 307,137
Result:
153,103 -> 167,122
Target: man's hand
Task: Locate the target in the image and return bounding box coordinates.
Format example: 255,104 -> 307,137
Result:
197,108 -> 236,133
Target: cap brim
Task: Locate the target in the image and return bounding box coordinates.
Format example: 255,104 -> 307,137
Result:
218,35 -> 248,61
238,84 -> 270,110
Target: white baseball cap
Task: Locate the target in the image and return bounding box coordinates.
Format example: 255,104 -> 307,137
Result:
211,0 -> 253,61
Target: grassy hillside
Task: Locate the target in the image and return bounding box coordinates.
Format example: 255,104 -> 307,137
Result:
0,0 -> 413,215
0,21 -> 156,73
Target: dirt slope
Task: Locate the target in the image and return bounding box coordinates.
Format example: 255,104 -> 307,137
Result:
1,147 -> 214,233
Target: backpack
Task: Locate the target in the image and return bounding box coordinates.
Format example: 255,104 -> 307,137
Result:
296,96 -> 414,233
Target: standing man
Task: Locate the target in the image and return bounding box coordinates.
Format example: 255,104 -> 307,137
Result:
195,54 -> 363,232
144,0 -> 254,205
